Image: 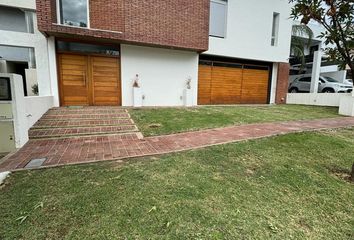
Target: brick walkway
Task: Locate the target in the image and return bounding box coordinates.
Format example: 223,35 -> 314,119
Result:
1,114 -> 354,171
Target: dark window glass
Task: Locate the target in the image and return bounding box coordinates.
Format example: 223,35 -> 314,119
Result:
59,0 -> 88,27
0,77 -> 12,101
323,76 -> 339,83
57,41 -> 120,56
299,77 -> 311,82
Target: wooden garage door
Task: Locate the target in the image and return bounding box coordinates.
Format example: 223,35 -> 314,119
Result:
198,61 -> 270,105
59,53 -> 121,106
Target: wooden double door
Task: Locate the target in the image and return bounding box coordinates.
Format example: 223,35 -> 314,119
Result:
58,53 -> 121,106
198,61 -> 270,105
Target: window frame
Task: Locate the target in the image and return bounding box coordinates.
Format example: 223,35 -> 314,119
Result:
56,0 -> 90,28
209,0 -> 228,39
271,12 -> 280,46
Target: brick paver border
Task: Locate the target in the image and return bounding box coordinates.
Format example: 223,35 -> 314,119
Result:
1,117 -> 354,172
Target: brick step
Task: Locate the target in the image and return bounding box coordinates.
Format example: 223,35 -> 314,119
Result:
29,125 -> 139,139
47,108 -> 127,115
28,132 -> 142,142
41,113 -> 131,120
32,119 -> 134,129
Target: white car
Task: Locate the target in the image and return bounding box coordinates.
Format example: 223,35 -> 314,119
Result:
288,75 -> 353,93
344,79 -> 353,86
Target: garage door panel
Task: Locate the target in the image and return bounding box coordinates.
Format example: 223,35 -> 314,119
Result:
198,65 -> 212,105
241,69 -> 269,104
211,66 -> 242,104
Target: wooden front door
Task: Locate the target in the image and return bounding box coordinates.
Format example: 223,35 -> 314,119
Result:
58,53 -> 121,106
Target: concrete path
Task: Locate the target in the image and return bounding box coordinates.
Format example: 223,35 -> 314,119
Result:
1,115 -> 354,172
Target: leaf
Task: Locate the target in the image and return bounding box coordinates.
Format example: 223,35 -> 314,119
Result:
148,206 -> 157,213
268,223 -> 279,233
34,202 -> 44,210
16,215 -> 28,224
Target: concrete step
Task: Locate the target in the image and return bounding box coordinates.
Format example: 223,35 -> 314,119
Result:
29,125 -> 139,139
32,119 -> 135,129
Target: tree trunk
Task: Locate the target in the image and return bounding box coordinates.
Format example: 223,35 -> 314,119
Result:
351,163 -> 354,182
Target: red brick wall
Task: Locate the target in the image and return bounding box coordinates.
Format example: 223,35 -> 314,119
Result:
275,62 -> 290,104
89,0 -> 124,32
36,0 -> 210,52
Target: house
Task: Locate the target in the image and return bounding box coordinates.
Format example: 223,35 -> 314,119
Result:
1,0 -> 292,108
0,0 -> 52,97
289,21 -> 349,84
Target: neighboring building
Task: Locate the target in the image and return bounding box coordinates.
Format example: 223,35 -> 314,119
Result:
0,0 -> 53,97
289,21 -> 348,84
2,0 -> 293,107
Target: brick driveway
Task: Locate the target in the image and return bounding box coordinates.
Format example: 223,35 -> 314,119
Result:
1,108 -> 354,171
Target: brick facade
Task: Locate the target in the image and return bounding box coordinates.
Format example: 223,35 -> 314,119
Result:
275,62 -> 290,104
36,0 -> 210,52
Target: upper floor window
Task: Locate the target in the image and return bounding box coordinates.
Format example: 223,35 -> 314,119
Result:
209,0 -> 227,38
271,12 -> 280,46
59,0 -> 88,27
0,6 -> 34,33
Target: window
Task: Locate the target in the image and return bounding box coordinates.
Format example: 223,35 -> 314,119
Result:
0,77 -> 12,101
299,77 -> 311,83
0,6 -> 34,33
59,0 -> 88,27
57,41 -> 120,56
209,0 -> 227,38
271,12 -> 280,46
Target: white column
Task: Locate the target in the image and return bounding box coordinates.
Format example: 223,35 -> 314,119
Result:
47,36 -> 60,106
269,63 -> 279,104
310,50 -> 322,93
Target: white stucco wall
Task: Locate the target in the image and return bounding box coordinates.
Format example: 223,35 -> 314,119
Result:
121,45 -> 199,106
287,93 -> 351,107
25,96 -> 54,129
206,0 -> 292,63
0,73 -> 53,149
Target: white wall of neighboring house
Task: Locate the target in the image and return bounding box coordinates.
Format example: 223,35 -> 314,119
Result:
121,44 -> 199,107
0,0 -> 36,10
206,0 -> 293,63
0,0 -> 57,104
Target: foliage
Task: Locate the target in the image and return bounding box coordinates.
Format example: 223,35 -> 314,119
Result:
291,24 -> 314,68
31,84 -> 38,95
289,0 -> 354,80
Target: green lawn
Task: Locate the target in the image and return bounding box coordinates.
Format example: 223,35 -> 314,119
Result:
1,128 -> 353,239
129,105 -> 340,136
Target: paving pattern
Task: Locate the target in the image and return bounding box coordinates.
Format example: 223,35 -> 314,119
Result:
1,107 -> 354,172
29,107 -> 138,139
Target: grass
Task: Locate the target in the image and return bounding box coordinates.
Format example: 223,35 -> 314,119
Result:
1,128 -> 353,239
129,105 -> 340,136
